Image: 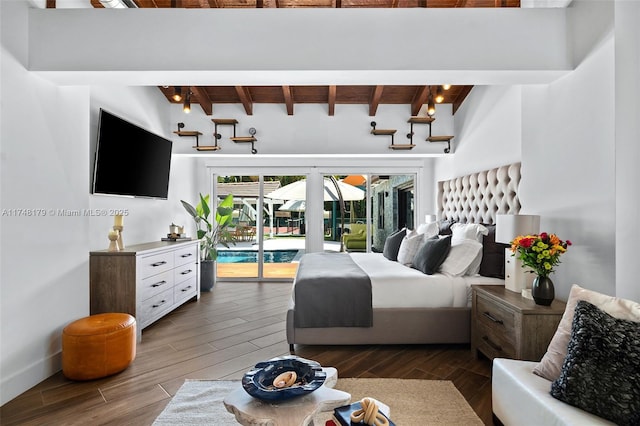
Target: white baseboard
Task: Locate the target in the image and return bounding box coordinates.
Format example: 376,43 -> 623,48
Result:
0,351 -> 61,406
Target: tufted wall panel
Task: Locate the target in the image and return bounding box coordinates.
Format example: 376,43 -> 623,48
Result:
438,163 -> 521,225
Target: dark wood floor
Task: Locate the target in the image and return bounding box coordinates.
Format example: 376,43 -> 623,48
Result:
0,282 -> 495,425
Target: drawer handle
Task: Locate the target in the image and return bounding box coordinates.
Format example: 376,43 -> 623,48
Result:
181,253 -> 193,258
152,300 -> 167,308
482,336 -> 503,352
151,261 -> 167,267
180,269 -> 193,275
151,280 -> 167,288
181,285 -> 193,292
483,311 -> 504,325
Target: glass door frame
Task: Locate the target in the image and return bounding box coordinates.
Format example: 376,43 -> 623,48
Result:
209,167 -> 310,282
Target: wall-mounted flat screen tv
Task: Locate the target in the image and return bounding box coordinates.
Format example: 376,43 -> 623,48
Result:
93,109 -> 172,199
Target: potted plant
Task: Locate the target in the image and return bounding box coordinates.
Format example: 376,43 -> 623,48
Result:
510,232 -> 572,305
181,193 -> 235,291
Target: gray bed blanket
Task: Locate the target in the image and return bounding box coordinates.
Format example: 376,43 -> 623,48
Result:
293,252 -> 372,328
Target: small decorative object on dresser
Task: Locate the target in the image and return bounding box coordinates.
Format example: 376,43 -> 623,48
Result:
107,228 -> 120,251
471,285 -> 566,361
509,232 -> 572,306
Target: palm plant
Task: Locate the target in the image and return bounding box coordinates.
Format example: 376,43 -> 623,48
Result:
181,193 -> 235,261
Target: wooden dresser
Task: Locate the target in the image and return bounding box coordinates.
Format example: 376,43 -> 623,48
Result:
471,285 -> 566,362
90,240 -> 200,341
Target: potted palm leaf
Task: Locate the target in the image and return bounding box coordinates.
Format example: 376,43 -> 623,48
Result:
181,193 -> 235,291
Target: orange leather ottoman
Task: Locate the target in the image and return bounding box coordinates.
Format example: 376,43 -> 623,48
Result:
62,313 -> 136,381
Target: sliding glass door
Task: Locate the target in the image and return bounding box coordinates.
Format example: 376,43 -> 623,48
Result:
214,174 -> 307,281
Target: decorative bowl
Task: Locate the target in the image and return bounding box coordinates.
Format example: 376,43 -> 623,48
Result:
241,355 -> 326,402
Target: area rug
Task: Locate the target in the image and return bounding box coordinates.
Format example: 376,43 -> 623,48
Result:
153,378 -> 483,425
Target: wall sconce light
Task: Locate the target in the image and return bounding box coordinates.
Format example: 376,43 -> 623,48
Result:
183,91 -> 191,114
435,86 -> 444,103
442,84 -> 451,90
172,86 -> 183,102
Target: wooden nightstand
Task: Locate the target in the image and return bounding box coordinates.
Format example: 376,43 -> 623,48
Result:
471,285 -> 566,362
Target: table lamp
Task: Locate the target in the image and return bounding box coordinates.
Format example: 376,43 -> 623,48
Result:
496,214 -> 540,293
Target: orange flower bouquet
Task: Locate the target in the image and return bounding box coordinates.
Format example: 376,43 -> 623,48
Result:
510,232 -> 572,278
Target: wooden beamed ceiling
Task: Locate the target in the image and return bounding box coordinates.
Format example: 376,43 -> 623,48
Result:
86,0 -> 520,116
158,85 -> 475,117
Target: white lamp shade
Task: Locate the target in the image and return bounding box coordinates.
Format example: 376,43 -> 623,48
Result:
495,214 -> 540,244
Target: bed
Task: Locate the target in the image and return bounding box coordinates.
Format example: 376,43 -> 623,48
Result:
287,163 -> 522,350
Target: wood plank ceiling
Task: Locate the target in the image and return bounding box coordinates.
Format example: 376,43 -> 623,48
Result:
83,0 -> 521,116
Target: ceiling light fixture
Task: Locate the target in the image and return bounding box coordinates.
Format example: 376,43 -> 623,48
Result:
183,91 -> 191,113
442,84 -> 451,91
435,86 -> 444,103
172,86 -> 183,102
427,87 -> 436,117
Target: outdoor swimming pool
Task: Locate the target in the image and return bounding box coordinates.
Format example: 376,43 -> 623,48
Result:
217,249 -> 301,264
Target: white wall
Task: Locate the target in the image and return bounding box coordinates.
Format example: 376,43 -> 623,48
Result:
0,3 -> 198,404
436,0 -> 619,301
434,85 -> 523,184
614,0 -> 640,302
171,102 -> 454,156
1,0 -> 90,405
88,86 -> 198,249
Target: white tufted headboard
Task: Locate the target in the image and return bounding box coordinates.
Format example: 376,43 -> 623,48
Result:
438,162 -> 521,225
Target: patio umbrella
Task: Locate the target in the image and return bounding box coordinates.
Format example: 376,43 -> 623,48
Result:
265,178 -> 364,201
279,200 -> 306,212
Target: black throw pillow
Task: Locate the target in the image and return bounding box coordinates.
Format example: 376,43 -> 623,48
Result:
412,235 -> 452,275
550,300 -> 640,426
382,228 -> 406,261
479,224 -> 508,278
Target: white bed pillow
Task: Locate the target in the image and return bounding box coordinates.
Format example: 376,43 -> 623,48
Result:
396,230 -> 426,266
439,239 -> 483,276
451,223 -> 489,243
416,222 -> 439,238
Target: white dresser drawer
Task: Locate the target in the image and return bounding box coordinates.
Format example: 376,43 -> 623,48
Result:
174,276 -> 197,305
139,270 -> 174,302
140,251 -> 174,278
174,262 -> 197,284
175,245 -> 198,267
139,288 -> 174,325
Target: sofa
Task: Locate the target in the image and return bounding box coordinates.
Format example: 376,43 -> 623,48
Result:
492,284 -> 640,426
493,358 -> 613,425
342,223 -> 368,251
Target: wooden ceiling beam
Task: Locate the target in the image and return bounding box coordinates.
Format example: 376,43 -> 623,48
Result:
455,0 -> 467,7
207,0 -> 220,6
452,85 -> 473,114
369,85 -> 383,117
335,0 -> 342,7
282,86 -> 294,115
191,86 -> 213,116
391,0 -> 399,7
197,0 -> 211,6
419,0 -> 427,7
90,0 -> 105,7
410,86 -> 430,116
256,0 -> 264,7
235,86 -> 254,115
46,0 -> 56,8
328,85 -> 336,116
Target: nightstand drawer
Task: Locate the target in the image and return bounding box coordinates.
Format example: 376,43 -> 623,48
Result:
475,294 -> 516,342
475,321 -> 516,359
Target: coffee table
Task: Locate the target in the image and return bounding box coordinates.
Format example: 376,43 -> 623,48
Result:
223,367 -> 350,426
